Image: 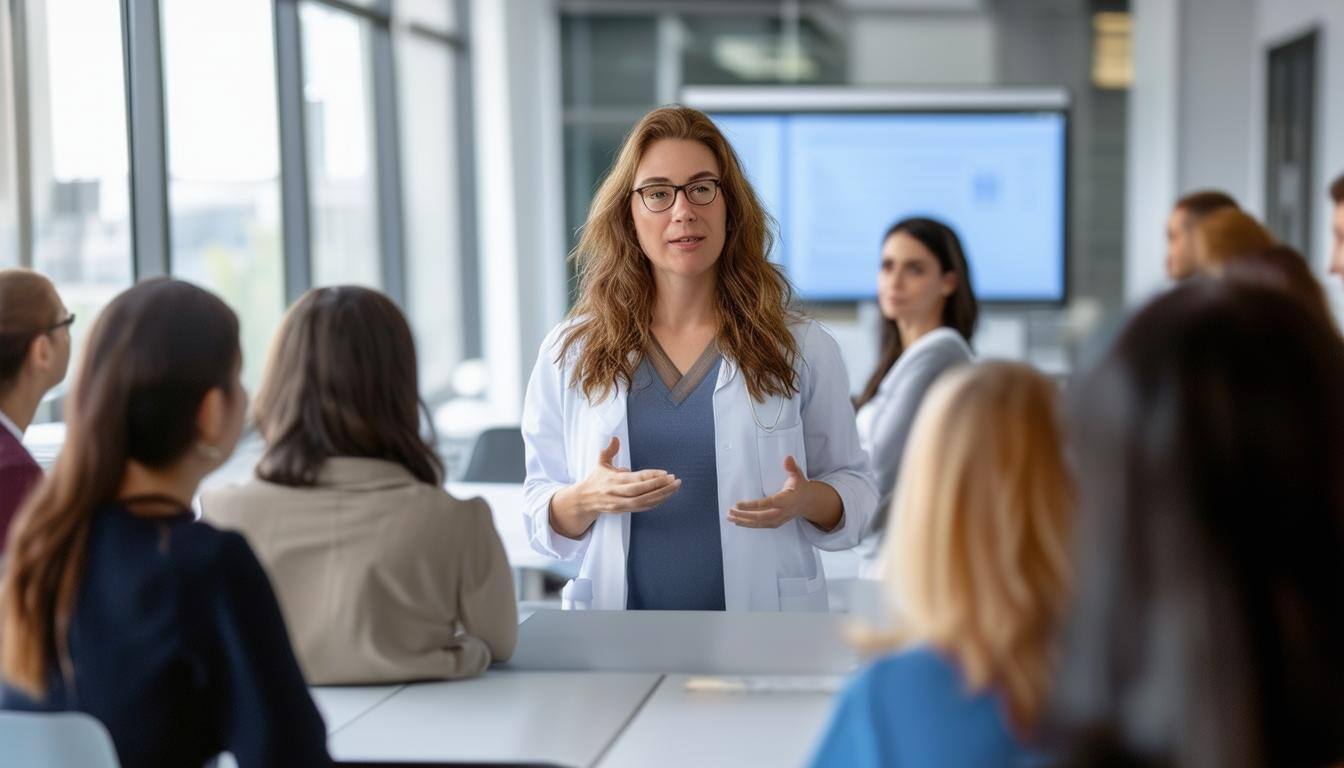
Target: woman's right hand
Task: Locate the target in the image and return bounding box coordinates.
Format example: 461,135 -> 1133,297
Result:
548,437 -> 681,539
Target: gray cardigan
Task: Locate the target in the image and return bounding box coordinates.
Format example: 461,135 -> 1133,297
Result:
855,327 -> 974,536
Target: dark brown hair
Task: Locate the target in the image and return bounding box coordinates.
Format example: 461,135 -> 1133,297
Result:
1,278 -> 240,696
855,217 -> 978,409
253,286 -> 442,487
1220,245 -> 1334,331
1174,189 -> 1239,226
561,105 -> 800,404
0,269 -> 61,393
1055,280 -> 1344,768
1330,174 -> 1344,204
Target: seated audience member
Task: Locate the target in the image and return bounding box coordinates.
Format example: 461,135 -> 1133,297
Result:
0,270 -> 71,554
1329,173 -> 1344,282
853,217 -> 977,575
0,278 -> 330,767
1053,280 -> 1344,768
1191,207 -> 1276,274
1220,245 -> 1335,331
812,362 -> 1072,767
1165,190 -> 1239,280
203,286 -> 517,685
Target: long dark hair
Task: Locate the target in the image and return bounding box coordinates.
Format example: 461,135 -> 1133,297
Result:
0,269 -> 61,392
1054,279 -> 1344,768
253,286 -> 443,487
855,217 -> 978,409
1,278 -> 240,696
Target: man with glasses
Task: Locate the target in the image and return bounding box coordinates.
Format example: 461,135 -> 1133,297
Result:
0,269 -> 73,554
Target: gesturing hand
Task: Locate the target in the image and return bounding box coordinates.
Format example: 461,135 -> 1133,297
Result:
548,437 -> 681,539
581,437 -> 682,514
727,455 -> 808,529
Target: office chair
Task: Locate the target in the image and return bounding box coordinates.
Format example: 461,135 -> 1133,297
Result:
0,711 -> 120,768
458,426 -> 526,483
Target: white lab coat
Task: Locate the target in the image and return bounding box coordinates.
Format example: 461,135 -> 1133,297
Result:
521,318 -> 878,611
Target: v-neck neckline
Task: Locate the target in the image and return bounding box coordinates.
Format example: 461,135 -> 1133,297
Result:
645,337 -> 721,406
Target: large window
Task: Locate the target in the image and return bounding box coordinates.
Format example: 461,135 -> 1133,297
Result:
301,1 -> 381,289
3,0 -> 474,431
162,0 -> 286,392
27,0 -> 135,416
0,1 -> 18,267
398,30 -> 463,396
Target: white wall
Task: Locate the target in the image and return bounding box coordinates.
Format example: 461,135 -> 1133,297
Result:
472,0 -> 568,422
1248,0 -> 1344,310
1124,0 -> 1181,304
847,14 -> 996,85
1127,0 -> 1344,313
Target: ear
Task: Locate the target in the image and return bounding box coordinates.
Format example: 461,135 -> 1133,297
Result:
26,333 -> 53,373
195,386 -> 229,447
940,270 -> 958,298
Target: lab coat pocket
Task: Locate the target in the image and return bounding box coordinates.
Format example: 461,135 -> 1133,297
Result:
561,578 -> 593,610
777,571 -> 828,612
755,423 -> 806,498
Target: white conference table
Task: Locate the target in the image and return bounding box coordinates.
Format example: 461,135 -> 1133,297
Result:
597,674 -> 838,768
326,671 -> 660,767
308,609 -> 855,767
504,609 -> 859,675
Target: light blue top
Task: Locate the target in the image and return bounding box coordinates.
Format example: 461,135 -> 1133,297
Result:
809,646 -> 1048,768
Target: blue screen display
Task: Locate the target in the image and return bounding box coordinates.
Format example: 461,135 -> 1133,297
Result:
710,112 -> 1067,303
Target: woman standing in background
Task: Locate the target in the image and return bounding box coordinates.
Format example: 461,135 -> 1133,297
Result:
852,217 -> 977,575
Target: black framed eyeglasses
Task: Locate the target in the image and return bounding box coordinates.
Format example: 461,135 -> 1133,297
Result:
632,179 -> 722,213
47,314 -> 75,334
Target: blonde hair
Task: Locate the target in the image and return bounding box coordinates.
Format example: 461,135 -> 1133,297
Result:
1194,208 -> 1276,273
877,361 -> 1072,731
560,105 -> 799,403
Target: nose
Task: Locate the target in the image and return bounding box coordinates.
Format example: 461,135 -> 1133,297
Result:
669,189 -> 698,222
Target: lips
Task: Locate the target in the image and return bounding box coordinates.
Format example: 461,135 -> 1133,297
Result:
667,235 -> 706,250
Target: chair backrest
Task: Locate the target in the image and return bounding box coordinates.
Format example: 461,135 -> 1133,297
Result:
0,710 -> 120,768
459,426 -> 525,483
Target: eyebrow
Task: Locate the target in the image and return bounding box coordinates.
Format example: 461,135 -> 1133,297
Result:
634,170 -> 719,188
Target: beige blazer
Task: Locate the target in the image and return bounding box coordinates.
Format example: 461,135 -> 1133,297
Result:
201,457 -> 517,685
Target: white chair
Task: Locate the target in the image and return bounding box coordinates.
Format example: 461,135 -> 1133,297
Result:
0,711 -> 120,768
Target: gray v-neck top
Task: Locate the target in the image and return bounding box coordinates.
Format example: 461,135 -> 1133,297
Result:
624,340 -> 726,611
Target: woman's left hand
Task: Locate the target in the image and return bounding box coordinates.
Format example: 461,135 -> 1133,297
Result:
728,456 -> 842,532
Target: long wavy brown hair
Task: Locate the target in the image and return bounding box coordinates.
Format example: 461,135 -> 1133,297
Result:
560,105 -> 799,403
1,278 -> 240,697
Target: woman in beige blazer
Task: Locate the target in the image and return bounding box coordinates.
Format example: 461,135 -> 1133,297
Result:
203,286 -> 516,685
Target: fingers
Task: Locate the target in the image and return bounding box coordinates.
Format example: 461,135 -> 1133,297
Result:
783,455 -> 806,480
598,436 -> 620,467
612,473 -> 679,498
733,492 -> 786,512
728,506 -> 788,528
613,479 -> 682,513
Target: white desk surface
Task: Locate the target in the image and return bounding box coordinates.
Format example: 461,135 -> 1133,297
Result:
327,671 -> 661,767
505,609 -> 859,676
309,685 -> 406,735
597,674 -> 838,768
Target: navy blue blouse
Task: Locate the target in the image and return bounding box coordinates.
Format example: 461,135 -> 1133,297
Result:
1,503 -> 331,768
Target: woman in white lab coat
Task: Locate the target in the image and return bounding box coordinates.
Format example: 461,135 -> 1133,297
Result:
522,105 -> 877,612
